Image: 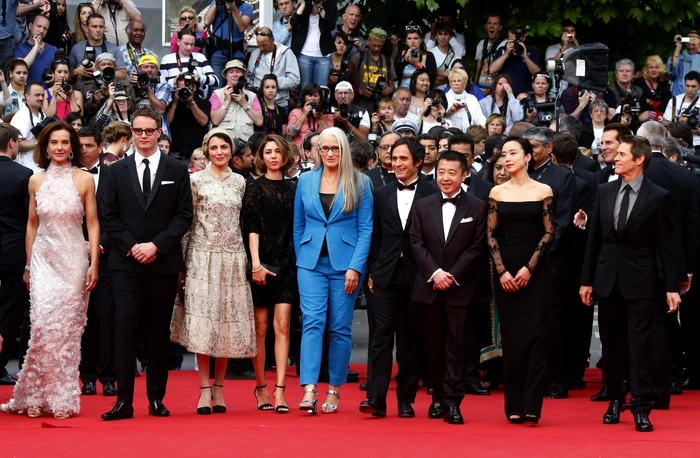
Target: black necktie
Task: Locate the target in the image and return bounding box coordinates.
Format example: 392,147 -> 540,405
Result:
142,158 -> 151,202
441,192 -> 461,205
397,180 -> 417,191
617,184 -> 630,234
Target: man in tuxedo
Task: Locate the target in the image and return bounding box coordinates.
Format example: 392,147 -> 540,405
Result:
523,127 -> 577,399
417,134 -> 438,180
593,123 -> 633,189
580,135 -> 681,432
448,133 -> 493,396
638,121 -> 700,406
365,132 -> 399,189
0,125 -> 31,386
101,107 -> 193,420
359,138 -> 438,418
410,151 -> 488,424
77,127 -> 118,397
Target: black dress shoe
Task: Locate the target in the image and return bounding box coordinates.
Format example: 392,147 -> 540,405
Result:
591,383 -> 611,402
81,382 -> 96,395
359,383 -> 367,391
398,402 -> 415,418
465,382 -> 490,396
347,370 -> 360,383
603,400 -> 624,424
101,401 -> 134,421
102,382 -> 117,396
148,400 -> 170,417
443,406 -> 464,425
546,388 -> 569,399
359,398 -> 386,417
0,374 -> 17,385
428,402 -> 444,419
634,412 -> 654,432
670,381 -> 683,395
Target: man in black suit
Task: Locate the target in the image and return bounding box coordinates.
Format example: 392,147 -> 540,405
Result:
580,135 -> 681,433
0,125 -> 31,386
593,124 -> 633,190
101,108 -> 193,421
552,134 -> 594,389
76,127 -> 117,397
417,134 -> 438,180
410,151 -> 488,424
523,127 -> 577,399
559,114 -> 599,174
359,138 -> 439,418
638,121 -> 700,406
448,133 -> 493,396
365,132 -> 399,189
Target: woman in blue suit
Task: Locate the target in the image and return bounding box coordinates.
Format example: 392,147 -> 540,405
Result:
294,127 -> 373,414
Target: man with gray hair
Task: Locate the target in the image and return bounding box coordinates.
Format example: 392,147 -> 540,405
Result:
558,115 -> 599,173
663,137 -> 684,163
639,120 -> 700,406
523,126 -> 578,399
246,26 -> 300,109
604,58 -> 650,122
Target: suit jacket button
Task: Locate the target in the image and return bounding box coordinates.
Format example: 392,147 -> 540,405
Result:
324,223 -> 328,228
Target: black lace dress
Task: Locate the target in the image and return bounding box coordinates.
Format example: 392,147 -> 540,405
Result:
488,197 -> 554,421
242,176 -> 298,308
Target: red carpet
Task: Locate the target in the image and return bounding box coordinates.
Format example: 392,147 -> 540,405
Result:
1,366 -> 700,457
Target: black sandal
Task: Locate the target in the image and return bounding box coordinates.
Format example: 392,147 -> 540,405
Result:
212,383 -> 226,414
197,386 -> 212,415
273,385 -> 289,414
254,384 -> 274,411
524,414 -> 540,426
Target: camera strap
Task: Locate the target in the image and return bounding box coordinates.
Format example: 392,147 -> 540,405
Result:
253,45 -> 277,76
28,109 -> 46,128
108,5 -> 121,46
676,95 -> 699,119
360,51 -> 387,88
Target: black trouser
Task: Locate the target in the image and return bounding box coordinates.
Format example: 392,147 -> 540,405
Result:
367,261 -> 420,405
0,271 -> 29,377
598,283 -> 655,414
545,279 -> 570,391
80,275 -> 116,385
364,277 -> 375,386
650,305 -> 671,403
564,275 -> 594,384
421,294 -> 471,408
113,270 -> 177,404
681,280 -> 700,381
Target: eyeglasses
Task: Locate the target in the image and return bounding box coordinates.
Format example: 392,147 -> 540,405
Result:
377,145 -> 392,150
132,128 -> 158,137
405,25 -> 421,32
319,146 -> 341,155
255,31 -> 273,37
180,15 -> 195,21
529,142 -> 545,149
194,157 -> 207,162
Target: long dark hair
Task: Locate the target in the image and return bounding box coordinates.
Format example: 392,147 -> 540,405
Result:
256,73 -> 278,103
409,68 -> 431,96
34,121 -> 82,169
483,150 -> 504,184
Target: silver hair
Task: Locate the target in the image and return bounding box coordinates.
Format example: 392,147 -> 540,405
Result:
615,58 -> 635,73
522,126 -> 554,145
315,127 -> 369,213
590,99 -> 609,112
637,121 -> 667,149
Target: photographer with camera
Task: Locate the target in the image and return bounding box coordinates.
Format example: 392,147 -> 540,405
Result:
668,30 -> 700,96
10,82 -> 48,171
331,4 -> 363,57
161,28 -> 218,94
129,54 -> 169,116
604,59 -> 651,130
287,82 -> 333,147
167,72 -> 211,160
120,19 -> 158,78
289,0 -> 337,90
349,27 -> 396,113
518,73 -> 557,127
210,59 -> 260,142
69,13 -> 127,89
419,88 -> 450,133
273,0 -> 296,46
92,0 -> 141,46
81,52 -> 134,125
328,32 -> 351,93
490,25 -> 541,96
395,25 -> 437,89
331,81 -> 370,141
544,21 -> 578,97
445,68 -> 486,131
369,96 -> 396,140
203,0 -> 253,84
91,83 -> 130,129
44,58 -> 83,120
13,14 -> 57,85
246,27 -> 300,110
429,21 -> 463,90
663,71 -> 700,152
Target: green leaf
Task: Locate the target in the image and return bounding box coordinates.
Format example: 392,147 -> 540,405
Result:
627,7 -> 644,22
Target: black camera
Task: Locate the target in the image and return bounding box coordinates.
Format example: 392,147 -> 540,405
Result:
114,81 -> 125,92
338,103 -> 349,119
622,96 -> 641,115
308,102 -> 318,110
102,67 -> 115,84
410,49 -> 420,59
187,59 -> 198,74
136,71 -> 150,88
179,87 -> 192,100
521,92 -> 556,126
685,107 -> 700,129
30,115 -> 60,139
513,27 -> 525,56
183,73 -> 195,86
231,79 -> 246,95
82,46 -> 95,67
372,76 -> 387,108
60,79 -> 72,93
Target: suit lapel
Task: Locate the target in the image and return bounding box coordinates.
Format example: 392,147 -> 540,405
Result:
127,155 -> 146,210
387,185 -> 403,231
146,153 -> 167,210
96,166 -> 107,203
311,169 -> 326,221
430,202 -> 445,245
603,182 -> 617,238
445,195 -> 470,246
329,186 -> 344,222
620,177 -> 649,237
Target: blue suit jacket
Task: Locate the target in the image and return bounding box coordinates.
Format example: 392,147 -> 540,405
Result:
293,167 -> 373,274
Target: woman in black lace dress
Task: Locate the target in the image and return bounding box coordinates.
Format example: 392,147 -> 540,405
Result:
242,134 -> 298,414
487,137 -> 555,425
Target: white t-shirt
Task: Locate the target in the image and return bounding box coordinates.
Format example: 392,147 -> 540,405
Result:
663,94 -> 700,146
425,32 -> 465,56
430,46 -> 461,90
474,38 -> 505,61
10,106 -> 44,172
301,14 -> 323,57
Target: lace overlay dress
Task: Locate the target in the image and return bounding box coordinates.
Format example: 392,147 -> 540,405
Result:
170,168 -> 256,358
2,164 -> 89,415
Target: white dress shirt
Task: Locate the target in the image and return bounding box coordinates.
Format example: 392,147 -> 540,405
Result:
428,190 -> 462,284
82,161 -> 100,191
396,178 -> 418,230
134,150 -> 160,191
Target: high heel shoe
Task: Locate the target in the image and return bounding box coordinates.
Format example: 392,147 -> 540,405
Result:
53,411 -> 70,420
298,388 -> 317,415
197,386 -> 212,415
212,383 -> 226,413
273,385 -> 289,414
27,407 -> 42,418
321,390 -> 340,414
523,414 -> 540,426
254,384 -> 274,411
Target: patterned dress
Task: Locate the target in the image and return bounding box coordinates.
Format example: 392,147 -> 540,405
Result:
170,168 -> 256,358
1,163 -> 89,416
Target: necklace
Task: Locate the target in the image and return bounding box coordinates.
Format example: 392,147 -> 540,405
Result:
323,173 -> 338,188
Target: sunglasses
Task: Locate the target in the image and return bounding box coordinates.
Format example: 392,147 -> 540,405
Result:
255,31 -> 273,37
78,2 -> 93,7
180,15 -> 195,21
405,25 -> 421,32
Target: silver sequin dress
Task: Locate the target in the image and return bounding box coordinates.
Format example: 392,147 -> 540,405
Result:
170,168 -> 256,358
1,163 -> 89,415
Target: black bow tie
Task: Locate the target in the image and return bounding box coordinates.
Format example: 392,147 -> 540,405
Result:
464,175 -> 471,186
397,180 -> 417,191
84,166 -> 99,174
441,192 -> 461,205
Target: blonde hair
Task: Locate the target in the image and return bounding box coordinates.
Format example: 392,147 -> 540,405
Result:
486,113 -> 506,132
315,127 -> 368,213
178,7 -> 200,31
642,55 -> 667,81
190,148 -> 205,167
448,68 -> 468,83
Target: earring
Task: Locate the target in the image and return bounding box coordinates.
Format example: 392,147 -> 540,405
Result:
69,152 -> 74,160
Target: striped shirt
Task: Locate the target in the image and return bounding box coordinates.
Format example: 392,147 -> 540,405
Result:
159,52 -> 218,92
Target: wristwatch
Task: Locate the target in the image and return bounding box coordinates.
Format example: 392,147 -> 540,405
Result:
244,106 -> 251,112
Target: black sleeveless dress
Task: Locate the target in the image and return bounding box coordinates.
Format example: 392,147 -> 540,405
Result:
488,197 -> 554,420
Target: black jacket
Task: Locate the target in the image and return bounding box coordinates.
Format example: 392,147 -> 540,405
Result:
0,157 -> 32,272
364,166 -> 396,190
573,150 -> 599,174
290,4 -> 338,57
82,162 -> 113,277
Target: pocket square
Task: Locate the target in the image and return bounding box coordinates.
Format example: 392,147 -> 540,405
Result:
162,181 -> 175,185
460,217 -> 474,224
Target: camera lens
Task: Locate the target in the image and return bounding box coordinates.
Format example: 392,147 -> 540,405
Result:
179,87 -> 191,100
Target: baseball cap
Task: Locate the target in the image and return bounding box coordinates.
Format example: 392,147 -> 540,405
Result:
391,118 -> 418,134
335,81 -> 354,93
